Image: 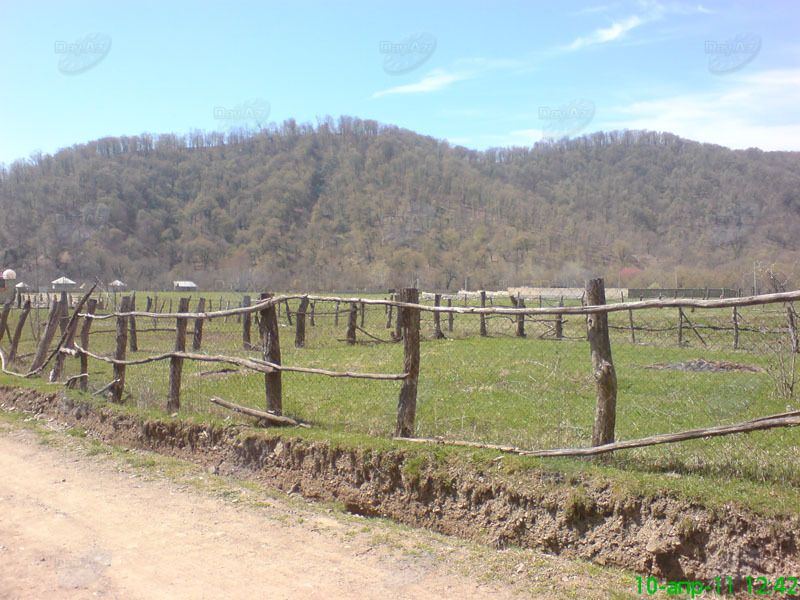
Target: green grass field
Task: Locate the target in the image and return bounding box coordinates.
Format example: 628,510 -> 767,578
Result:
4,290 -> 799,516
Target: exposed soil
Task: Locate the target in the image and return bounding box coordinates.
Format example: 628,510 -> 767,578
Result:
2,386 -> 798,596
0,425 -> 530,600
645,358 -> 765,373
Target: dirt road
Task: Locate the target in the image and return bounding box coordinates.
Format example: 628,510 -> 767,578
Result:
0,424 -> 534,600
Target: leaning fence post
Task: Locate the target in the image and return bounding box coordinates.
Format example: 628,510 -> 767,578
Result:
110,296 -> 131,404
167,297 -> 190,413
395,287 -> 420,437
295,297 -> 309,348
0,300 -> 12,345
192,297 -> 206,351
9,299 -> 31,363
260,292 -> 282,414
433,294 -> 445,339
347,303 -> 358,344
58,291 -> 69,336
586,278 -> 617,447
479,291 -> 487,337
242,295 -> 252,350
30,300 -> 62,372
78,299 -> 97,391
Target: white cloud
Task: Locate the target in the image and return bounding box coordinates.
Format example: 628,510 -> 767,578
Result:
372,69 -> 474,98
564,15 -> 645,51
602,69 -> 800,150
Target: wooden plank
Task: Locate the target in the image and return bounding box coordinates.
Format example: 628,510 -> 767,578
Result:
347,302 -> 358,344
128,292 -> 138,352
30,301 -> 62,372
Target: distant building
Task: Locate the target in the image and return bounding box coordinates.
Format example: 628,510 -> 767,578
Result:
15,281 -> 31,292
109,279 -> 127,290
51,276 -> 77,291
173,280 -> 198,292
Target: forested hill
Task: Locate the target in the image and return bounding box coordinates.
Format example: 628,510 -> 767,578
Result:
2,118 -> 799,292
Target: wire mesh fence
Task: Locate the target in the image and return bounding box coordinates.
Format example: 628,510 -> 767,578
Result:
2,287 -> 799,490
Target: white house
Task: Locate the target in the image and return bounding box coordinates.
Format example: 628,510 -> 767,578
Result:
173,280 -> 198,292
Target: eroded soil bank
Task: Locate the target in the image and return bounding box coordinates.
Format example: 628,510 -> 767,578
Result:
2,386 -> 798,589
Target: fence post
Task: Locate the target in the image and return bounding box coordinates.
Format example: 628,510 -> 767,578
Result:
260,292 -> 282,414
394,297 -> 403,341
58,291 -> 69,337
433,294 -> 445,339
295,297 -> 309,348
78,299 -> 97,391
9,299 -> 31,363
192,297 -> 206,351
0,301 -> 11,344
335,300 -> 341,327
347,303 -> 358,344
395,287 -> 420,437
167,298 -> 190,413
555,298 -> 564,340
51,300 -> 81,382
30,300 -> 62,372
515,295 -> 526,338
110,296 -> 131,404
787,306 -> 799,353
447,298 -> 454,332
628,309 -> 636,344
732,307 -> 740,350
479,291 -> 488,336
284,300 -> 293,326
386,300 -> 392,329
309,301 -> 316,326
242,295 -> 252,350
678,308 -> 684,345
586,278 -> 617,447
129,291 -> 138,352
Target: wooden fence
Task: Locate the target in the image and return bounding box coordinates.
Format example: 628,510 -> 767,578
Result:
1,283 -> 800,458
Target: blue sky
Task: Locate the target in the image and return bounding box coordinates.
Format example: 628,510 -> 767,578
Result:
1,0 -> 798,166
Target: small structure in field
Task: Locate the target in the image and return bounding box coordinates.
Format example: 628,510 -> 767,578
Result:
0,269 -> 17,303
14,281 -> 31,292
109,279 -> 127,290
173,280 -> 198,292
51,276 -> 77,291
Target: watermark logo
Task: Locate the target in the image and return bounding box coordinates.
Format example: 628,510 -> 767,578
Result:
539,98 -> 595,140
380,32 -> 436,75
55,32 -> 112,75
213,98 -> 271,130
706,32 -> 761,75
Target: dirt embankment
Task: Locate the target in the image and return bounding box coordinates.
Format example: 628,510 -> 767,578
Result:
2,386 -> 798,588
